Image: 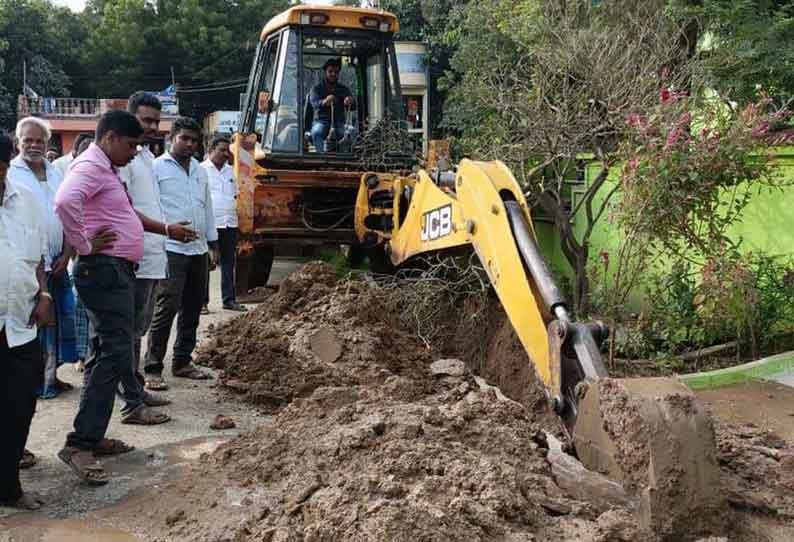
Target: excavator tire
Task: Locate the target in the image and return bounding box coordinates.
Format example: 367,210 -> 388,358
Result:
572,377 -> 723,540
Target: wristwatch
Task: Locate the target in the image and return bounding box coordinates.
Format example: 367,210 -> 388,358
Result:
37,291 -> 53,301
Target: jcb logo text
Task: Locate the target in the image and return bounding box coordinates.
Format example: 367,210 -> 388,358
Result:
421,205 -> 452,242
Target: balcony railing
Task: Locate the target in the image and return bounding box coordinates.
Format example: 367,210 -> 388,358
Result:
17,96 -> 178,119
18,96 -> 100,118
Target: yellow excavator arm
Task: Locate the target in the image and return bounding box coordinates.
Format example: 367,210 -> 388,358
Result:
359,161 -> 556,386
355,159 -> 608,426
355,160 -> 721,537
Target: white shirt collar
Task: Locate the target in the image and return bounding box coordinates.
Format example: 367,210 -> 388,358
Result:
164,152 -> 198,175
11,155 -> 60,186
11,155 -> 54,173
201,159 -> 231,174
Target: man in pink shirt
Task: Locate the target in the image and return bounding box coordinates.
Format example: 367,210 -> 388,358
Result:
54,110 -> 195,485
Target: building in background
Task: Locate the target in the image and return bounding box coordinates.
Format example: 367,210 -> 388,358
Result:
203,110 -> 243,139
17,90 -> 178,154
395,42 -> 429,155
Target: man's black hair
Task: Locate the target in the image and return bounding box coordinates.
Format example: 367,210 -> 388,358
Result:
323,57 -> 342,71
128,91 -> 162,114
170,116 -> 202,138
73,133 -> 94,153
209,134 -> 231,151
0,131 -> 12,164
95,110 -> 145,141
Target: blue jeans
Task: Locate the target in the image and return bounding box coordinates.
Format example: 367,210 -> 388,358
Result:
67,255 -> 142,450
311,120 -> 345,152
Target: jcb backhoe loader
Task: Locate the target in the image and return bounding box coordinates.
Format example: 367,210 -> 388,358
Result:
231,5 -> 720,536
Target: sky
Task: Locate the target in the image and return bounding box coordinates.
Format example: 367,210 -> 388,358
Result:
53,0 -> 85,11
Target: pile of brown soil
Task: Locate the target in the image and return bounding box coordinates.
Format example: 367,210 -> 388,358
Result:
179,263 -> 640,541
157,378 -> 633,542
441,297 -> 560,430
171,263 -> 791,542
197,262 -> 433,412
157,372 -> 647,540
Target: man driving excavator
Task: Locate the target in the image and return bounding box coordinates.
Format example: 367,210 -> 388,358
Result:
309,58 -> 354,152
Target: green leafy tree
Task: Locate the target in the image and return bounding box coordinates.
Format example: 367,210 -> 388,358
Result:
669,0 -> 794,104
0,0 -> 87,128
617,94 -> 780,261
81,0 -> 289,117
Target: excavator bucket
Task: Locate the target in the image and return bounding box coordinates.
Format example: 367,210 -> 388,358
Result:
499,195 -> 723,538
572,377 -> 723,538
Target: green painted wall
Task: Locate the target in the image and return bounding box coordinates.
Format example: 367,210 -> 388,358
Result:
531,147 -> 794,308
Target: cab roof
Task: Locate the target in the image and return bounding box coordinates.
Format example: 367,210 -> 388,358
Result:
260,5 -> 400,41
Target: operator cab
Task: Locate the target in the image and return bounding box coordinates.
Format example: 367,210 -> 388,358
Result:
240,6 -> 410,167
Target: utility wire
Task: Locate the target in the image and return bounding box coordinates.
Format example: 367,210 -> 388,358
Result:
176,78 -> 248,91
176,83 -> 247,93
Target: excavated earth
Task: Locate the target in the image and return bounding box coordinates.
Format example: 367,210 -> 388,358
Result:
150,262 -> 794,542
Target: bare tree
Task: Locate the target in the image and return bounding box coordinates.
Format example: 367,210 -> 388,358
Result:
447,0 -> 692,314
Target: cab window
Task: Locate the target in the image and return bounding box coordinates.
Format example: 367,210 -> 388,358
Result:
246,33 -> 281,139
267,30 -> 300,153
301,30 -> 399,154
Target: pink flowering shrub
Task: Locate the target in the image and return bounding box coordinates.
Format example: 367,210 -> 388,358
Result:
617,93 -> 782,257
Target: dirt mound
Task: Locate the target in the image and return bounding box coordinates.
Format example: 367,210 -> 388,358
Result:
197,262 -> 433,411
154,373 -> 648,542
437,295 -> 561,433
177,263 -> 640,541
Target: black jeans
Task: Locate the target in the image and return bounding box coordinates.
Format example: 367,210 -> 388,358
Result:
133,278 -> 158,379
67,255 -> 140,450
0,331 -> 42,501
145,252 -> 208,375
218,227 -> 238,306
116,278 -> 158,407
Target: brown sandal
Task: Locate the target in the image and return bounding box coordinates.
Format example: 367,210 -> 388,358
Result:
19,449 -> 36,469
121,405 -> 171,425
58,447 -> 109,486
93,438 -> 135,456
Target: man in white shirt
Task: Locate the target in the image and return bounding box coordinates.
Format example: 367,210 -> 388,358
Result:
10,117 -> 78,398
145,117 -> 218,388
52,133 -> 93,177
119,92 -> 194,404
201,136 -> 246,312
0,130 -> 51,510
10,118 -> 69,276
